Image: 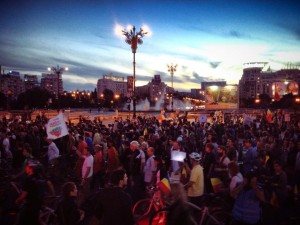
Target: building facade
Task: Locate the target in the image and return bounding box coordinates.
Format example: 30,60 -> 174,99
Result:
0,71 -> 25,99
96,73 -> 127,97
40,73 -> 63,96
24,74 -> 39,91
136,75 -> 172,102
239,63 -> 300,99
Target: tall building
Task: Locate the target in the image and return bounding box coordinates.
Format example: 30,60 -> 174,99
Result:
0,71 -> 25,99
96,73 -> 127,97
136,75 -> 171,101
239,63 -> 300,99
40,73 -> 63,95
24,74 -> 39,91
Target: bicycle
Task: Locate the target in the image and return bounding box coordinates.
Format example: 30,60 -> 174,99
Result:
148,191 -> 232,225
132,186 -> 167,225
149,201 -> 231,225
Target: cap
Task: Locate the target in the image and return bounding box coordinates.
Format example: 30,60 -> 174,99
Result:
189,152 -> 201,161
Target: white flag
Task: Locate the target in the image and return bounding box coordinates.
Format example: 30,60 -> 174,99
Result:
46,113 -> 68,139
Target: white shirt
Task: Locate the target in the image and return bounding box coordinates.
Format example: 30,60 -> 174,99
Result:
48,142 -> 59,161
230,172 -> 243,193
82,155 -> 94,178
2,137 -> 10,152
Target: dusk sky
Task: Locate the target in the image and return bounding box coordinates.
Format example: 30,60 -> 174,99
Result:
1,0 -> 300,92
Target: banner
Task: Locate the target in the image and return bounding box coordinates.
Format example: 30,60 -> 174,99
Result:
46,113 -> 69,139
205,85 -> 238,109
171,151 -> 186,162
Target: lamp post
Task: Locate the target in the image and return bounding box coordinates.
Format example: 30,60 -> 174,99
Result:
167,63 -> 177,112
47,65 -> 68,101
121,26 -> 147,118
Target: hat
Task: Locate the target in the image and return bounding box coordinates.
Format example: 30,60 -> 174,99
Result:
189,152 -> 201,161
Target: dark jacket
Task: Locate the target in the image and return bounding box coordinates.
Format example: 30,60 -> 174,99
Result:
56,196 -> 81,225
94,187 -> 134,225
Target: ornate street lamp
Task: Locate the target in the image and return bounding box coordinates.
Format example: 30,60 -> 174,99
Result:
121,26 -> 148,118
47,65 -> 68,100
167,63 -> 177,112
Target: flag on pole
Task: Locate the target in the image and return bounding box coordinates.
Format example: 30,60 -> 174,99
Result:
266,109 -> 272,123
46,113 -> 69,139
158,178 -> 171,195
211,177 -> 224,193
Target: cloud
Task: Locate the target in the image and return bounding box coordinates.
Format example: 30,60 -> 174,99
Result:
209,62 -> 221,69
277,23 -> 300,41
228,30 -> 252,39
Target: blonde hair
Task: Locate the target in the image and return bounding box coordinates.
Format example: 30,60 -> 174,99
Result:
167,183 -> 188,204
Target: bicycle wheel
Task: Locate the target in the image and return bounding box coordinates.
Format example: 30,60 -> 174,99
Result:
132,199 -> 153,217
204,209 -> 232,225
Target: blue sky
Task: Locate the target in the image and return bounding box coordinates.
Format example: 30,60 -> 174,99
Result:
0,0 -> 300,91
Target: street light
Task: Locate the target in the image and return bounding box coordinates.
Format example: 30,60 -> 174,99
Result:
47,65 -> 68,100
121,25 -> 148,118
167,63 -> 177,112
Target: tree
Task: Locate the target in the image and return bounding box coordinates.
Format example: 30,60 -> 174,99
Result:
103,89 -> 114,108
16,87 -> 53,109
0,92 -> 7,109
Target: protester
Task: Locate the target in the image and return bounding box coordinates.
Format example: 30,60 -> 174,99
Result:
77,146 -> 94,206
56,182 -> 85,225
184,152 -> 204,207
93,169 -> 134,225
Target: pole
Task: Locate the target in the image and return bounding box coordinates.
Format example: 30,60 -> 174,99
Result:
133,52 -> 136,118
57,71 -> 59,100
171,71 -> 174,112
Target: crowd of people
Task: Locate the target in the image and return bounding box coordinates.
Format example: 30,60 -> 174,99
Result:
0,109 -> 300,225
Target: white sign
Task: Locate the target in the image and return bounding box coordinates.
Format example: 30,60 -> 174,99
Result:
171,151 -> 186,162
46,113 -> 69,139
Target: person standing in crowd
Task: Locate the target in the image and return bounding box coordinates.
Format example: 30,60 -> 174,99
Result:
214,145 -> 230,186
85,132 -> 94,155
202,143 -> 216,193
106,139 -> 119,174
270,160 -> 289,223
153,155 -> 168,185
15,161 -> 43,225
144,147 -> 156,187
92,144 -> 105,189
166,182 -> 197,225
231,171 -> 265,225
242,139 -> 257,175
56,182 -> 85,225
226,138 -> 238,161
128,140 -> 143,203
170,140 -> 183,176
184,152 -> 204,207
228,161 -> 244,199
77,146 -> 94,206
93,169 -> 134,225
75,135 -> 88,180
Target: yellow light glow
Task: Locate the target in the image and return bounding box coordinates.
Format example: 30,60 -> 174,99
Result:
210,86 -> 219,91
126,25 -> 133,31
142,24 -> 152,36
114,24 -> 124,37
